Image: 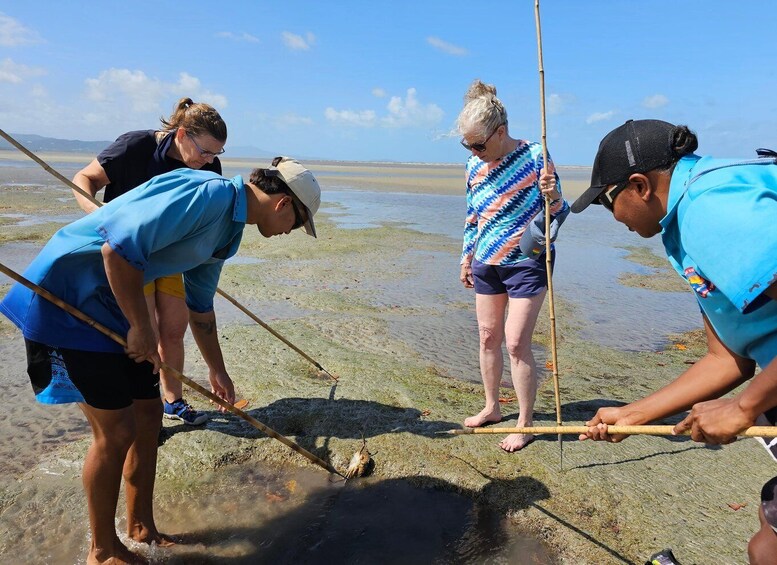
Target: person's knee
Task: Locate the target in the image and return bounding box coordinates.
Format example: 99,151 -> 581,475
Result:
157,315 -> 187,344
478,325 -> 502,350
94,421 -> 137,455
505,337 -> 532,360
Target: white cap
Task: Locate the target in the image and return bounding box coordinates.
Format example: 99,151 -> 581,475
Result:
273,156 -> 320,238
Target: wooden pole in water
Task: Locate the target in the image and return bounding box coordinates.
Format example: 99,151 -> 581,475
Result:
442,425 -> 777,438
0,261 -> 345,478
0,127 -> 337,383
533,0 -> 564,470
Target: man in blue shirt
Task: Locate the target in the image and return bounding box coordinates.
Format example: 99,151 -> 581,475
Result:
1,156 -> 321,564
571,120 -> 777,563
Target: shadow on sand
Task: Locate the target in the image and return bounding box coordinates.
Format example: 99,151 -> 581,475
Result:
151,474 -> 557,564
161,396 -> 461,459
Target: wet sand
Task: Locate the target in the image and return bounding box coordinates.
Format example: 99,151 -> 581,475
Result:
0,155 -> 772,564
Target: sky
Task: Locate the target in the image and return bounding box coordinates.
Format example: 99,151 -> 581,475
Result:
1,1 -> 776,165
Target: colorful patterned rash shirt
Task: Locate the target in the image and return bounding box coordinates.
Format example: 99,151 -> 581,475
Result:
461,140 -> 567,266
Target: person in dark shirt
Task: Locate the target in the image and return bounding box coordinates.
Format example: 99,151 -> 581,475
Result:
71,97 -> 227,426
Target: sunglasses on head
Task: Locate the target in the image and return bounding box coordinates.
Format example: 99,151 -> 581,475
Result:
598,180 -> 630,212
460,123 -> 503,152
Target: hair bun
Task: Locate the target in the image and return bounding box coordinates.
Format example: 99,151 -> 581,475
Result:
671,125 -> 699,157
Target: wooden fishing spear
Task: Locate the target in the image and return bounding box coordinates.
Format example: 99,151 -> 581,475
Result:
0,260 -> 345,478
440,425 -> 777,438
534,0 -> 564,470
0,127 -> 337,383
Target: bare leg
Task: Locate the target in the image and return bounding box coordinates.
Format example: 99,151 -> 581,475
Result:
123,397 -> 173,546
464,293 -> 508,428
499,291 -> 545,452
79,404 -> 148,564
149,292 -> 188,404
749,506 -> 777,565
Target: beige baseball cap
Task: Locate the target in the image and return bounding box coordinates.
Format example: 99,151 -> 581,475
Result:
273,156 -> 321,237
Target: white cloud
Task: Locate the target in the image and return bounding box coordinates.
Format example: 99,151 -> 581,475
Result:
215,31 -> 259,43
547,93 -> 568,116
84,69 -> 228,115
426,36 -> 468,56
381,88 -> 444,128
0,12 -> 41,46
586,110 -> 616,124
0,57 -> 45,83
282,31 -> 315,51
325,107 -> 376,127
372,87 -> 386,98
275,112 -> 314,127
325,88 -> 444,130
642,94 -> 669,109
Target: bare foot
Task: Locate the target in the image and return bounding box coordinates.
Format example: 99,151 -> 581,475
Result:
498,433 -> 535,453
464,408 -> 502,428
150,533 -> 176,548
128,526 -> 176,547
88,541 -> 148,565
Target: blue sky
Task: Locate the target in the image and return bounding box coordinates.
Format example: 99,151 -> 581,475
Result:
1,1 -> 776,165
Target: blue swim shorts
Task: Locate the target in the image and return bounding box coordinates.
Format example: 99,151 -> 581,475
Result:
471,256 -> 553,298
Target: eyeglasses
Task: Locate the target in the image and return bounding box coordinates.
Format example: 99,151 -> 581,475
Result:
187,133 -> 225,158
598,180 -> 629,211
460,123 -> 503,152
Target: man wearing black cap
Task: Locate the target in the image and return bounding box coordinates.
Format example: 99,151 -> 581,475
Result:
572,119 -> 777,563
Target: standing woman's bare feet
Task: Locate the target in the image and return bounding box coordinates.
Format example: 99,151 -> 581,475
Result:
87,538 -> 148,564
129,528 -> 176,548
464,407 -> 502,428
498,433 -> 535,453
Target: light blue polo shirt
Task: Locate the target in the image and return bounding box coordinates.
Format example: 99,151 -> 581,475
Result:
0,169 -> 248,354
660,154 -> 777,368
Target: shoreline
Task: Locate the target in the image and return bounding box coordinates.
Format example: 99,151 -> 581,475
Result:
0,149 -> 591,199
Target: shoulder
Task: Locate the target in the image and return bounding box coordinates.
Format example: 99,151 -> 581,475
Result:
111,130 -> 156,149
465,154 -> 482,173
98,130 -> 156,162
520,140 -> 543,160
176,170 -> 233,204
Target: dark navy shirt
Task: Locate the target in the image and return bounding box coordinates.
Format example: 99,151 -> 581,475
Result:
97,129 -> 222,202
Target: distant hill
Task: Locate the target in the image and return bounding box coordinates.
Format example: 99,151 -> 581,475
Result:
0,133 -> 112,153
0,133 -> 277,159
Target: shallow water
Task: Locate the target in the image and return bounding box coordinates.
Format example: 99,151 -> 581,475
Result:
319,188 -> 699,353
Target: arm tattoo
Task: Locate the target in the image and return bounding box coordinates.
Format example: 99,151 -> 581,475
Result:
193,319 -> 217,335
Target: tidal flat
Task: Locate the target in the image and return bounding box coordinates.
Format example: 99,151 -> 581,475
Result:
0,153 -> 772,564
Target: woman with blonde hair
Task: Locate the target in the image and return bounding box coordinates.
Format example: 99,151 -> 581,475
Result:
458,79 -> 569,452
72,97 -> 229,425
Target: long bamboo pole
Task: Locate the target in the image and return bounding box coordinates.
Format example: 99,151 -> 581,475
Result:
534,0 -> 564,470
0,127 -> 337,382
0,260 -> 345,478
216,288 -> 337,381
442,425 -> 777,438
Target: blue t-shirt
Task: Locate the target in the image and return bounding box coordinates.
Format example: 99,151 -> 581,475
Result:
660,154 -> 777,368
0,169 -> 248,353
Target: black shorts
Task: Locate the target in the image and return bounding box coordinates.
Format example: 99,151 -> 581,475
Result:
25,339 -> 159,410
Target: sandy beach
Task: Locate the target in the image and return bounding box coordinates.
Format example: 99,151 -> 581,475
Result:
0,153 -> 773,564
